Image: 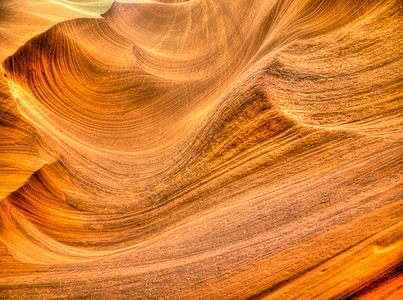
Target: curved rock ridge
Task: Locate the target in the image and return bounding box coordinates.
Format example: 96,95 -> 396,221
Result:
0,0 -> 402,298
0,0 -> 114,201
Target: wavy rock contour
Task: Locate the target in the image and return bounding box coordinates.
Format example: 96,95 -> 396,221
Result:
0,0 -> 402,298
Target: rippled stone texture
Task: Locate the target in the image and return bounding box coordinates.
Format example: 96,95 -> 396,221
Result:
0,0 -> 402,298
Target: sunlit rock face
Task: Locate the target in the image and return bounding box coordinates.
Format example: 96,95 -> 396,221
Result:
0,0 -> 402,298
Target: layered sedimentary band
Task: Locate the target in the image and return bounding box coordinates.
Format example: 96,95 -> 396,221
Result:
0,0 -> 402,298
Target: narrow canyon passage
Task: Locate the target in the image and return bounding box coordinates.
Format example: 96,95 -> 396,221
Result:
0,0 -> 402,298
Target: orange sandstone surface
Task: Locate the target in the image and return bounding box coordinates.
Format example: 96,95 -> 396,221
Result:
0,0 -> 402,298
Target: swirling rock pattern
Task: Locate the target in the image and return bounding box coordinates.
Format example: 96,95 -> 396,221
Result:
0,0 -> 402,298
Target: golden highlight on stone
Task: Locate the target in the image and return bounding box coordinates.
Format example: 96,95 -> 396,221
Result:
0,0 -> 402,298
